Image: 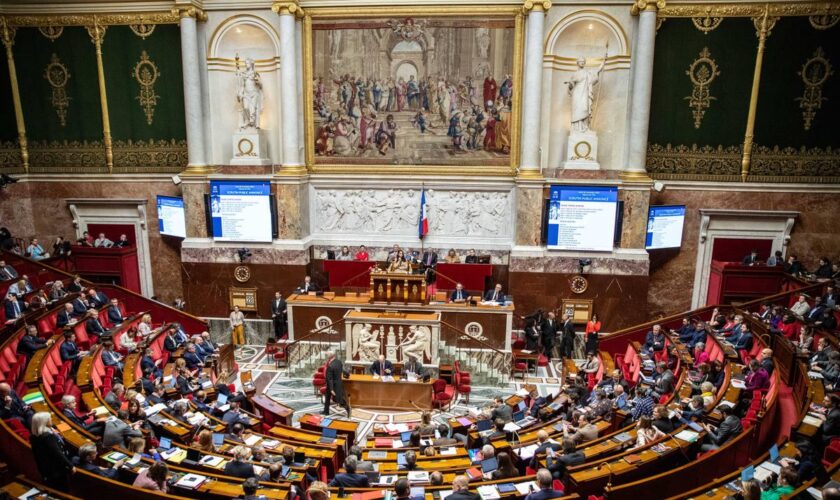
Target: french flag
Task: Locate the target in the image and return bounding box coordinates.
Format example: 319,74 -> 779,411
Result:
418,188 -> 429,239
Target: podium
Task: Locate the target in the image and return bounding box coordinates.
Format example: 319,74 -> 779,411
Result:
369,271 -> 426,304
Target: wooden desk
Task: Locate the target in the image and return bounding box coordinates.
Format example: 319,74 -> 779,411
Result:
344,374 -> 434,411
252,394 -> 294,427
298,413 -> 360,443
370,271 -> 426,304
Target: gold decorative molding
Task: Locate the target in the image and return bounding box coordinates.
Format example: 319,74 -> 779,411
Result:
27,139 -> 107,173
44,53 -> 71,127
1,17 -> 28,171
809,13 -> 840,29
796,47 -> 833,131
37,26 -> 63,41
685,47 -> 720,129
0,141 -> 23,171
133,50 -> 160,125
691,11 -> 723,34
4,12 -> 180,27
751,14 -> 778,38
112,139 -> 188,173
657,2 -> 839,18
647,143 -> 742,177
522,1 -> 552,14
272,2 -> 305,18
171,7 -> 207,22
129,23 -> 156,39
86,18 -> 113,172
656,17 -> 666,31
631,0 -> 666,16
619,170 -> 653,183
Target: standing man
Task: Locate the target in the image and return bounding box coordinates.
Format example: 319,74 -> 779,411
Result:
271,292 -> 287,339
230,306 -> 245,346
541,311 -> 558,359
561,314 -> 576,359
421,249 -> 438,283
323,351 -> 349,417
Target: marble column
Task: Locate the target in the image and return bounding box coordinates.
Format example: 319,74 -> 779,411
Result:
273,2 -> 305,173
176,7 -> 210,173
624,0 -> 663,182
518,1 -> 550,177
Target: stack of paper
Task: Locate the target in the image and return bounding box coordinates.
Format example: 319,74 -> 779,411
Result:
244,434 -> 261,446
368,451 -> 388,459
407,471 -> 429,483
802,415 -> 824,427
674,430 -> 699,443
144,403 -> 167,416
477,485 -> 500,500
516,443 -> 539,460
439,447 -> 457,456
199,455 -> 225,467
514,482 -> 537,495
175,473 -> 207,489
261,439 -> 279,449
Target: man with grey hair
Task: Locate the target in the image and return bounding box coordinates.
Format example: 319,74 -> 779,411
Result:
60,394 -> 105,435
74,442 -> 124,479
323,350 -> 349,417
329,455 -> 370,487
525,468 -> 564,500
448,475 -> 480,500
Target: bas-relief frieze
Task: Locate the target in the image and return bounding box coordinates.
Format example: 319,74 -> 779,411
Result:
311,187 -> 513,240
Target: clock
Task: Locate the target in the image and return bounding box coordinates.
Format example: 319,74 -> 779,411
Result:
234,265 -> 251,283
569,275 -> 589,294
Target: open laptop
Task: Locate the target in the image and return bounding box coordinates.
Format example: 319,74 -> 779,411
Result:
397,453 -> 408,468
293,451 -> 307,467
513,410 -> 534,427
401,431 -> 413,445
319,427 -> 338,444
158,437 -> 172,451
365,471 -> 381,484
517,401 -> 527,412
212,433 -> 225,447
215,393 -> 228,407
475,419 -> 493,432
481,457 -> 498,474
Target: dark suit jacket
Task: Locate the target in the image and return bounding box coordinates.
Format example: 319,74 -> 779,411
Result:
71,298 -> 89,316
483,290 -> 505,303
654,370 -> 675,395
708,415 -> 743,446
56,310 -> 73,328
299,281 -> 320,293
404,359 -> 423,375
17,334 -> 47,358
325,358 -> 345,403
370,359 -> 393,376
447,492 -> 480,500
562,320 -> 576,342
524,326 -> 540,351
329,473 -> 370,488
86,317 -> 106,336
183,352 -> 204,369
4,299 -> 24,320
163,335 -> 178,353
30,432 -> 73,485
0,389 -> 31,423
224,459 -> 255,479
140,356 -> 157,374
525,489 -> 564,500
88,292 -> 109,308
271,298 -> 287,317
60,341 -> 81,362
107,306 -> 124,324
822,407 -> 840,443
420,251 -> 438,267
450,289 -> 469,302
101,350 -> 121,368
541,319 -> 558,347
75,459 -> 119,480
102,419 -> 142,448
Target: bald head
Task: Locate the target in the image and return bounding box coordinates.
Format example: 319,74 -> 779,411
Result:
452,476 -> 470,491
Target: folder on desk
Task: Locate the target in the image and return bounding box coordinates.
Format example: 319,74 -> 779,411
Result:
175,473 -> 207,490
477,485 -> 500,500
374,438 -> 393,447
456,417 -> 473,426
368,451 -> 388,459
407,471 -> 429,483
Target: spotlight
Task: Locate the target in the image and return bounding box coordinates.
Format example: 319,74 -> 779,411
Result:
236,248 -> 252,262
0,174 -> 19,189
578,258 -> 592,274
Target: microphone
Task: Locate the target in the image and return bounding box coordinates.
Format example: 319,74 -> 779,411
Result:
597,461 -> 615,493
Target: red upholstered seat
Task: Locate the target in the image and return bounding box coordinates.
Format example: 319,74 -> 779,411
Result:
823,438 -> 840,468
537,354 -> 549,367
4,418 -> 30,440
274,351 -> 286,368
512,339 -> 526,350
454,372 -> 471,404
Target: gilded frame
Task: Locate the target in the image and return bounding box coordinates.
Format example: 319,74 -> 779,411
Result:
302,5 -> 525,176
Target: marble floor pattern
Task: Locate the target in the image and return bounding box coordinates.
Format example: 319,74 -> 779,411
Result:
234,345 -> 571,445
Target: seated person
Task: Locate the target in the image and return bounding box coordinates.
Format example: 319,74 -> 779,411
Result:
387,251 -> 410,274
370,354 -> 393,376
335,246 -> 353,261
404,355 -> 424,377
0,382 -> 34,428
4,293 -> 25,321
329,456 -> 370,487
444,249 -> 460,263
0,260 -> 18,280
182,343 -> 205,370
140,348 -> 162,379
119,327 -> 138,353
100,341 -> 124,378
87,288 -> 109,308
94,233 -> 114,248
114,234 -> 131,247
401,450 -> 421,471
17,325 -> 53,360
85,310 -> 107,340
61,395 -> 105,435
223,445 -> 256,479
104,384 -> 125,410
133,460 -> 169,493
483,284 -> 505,304
354,245 -> 369,261
74,442 -> 124,479
644,324 -> 666,353
525,468 -> 565,500
222,401 -> 252,432
55,303 -> 76,328
464,249 -> 479,264
544,438 -> 583,480
60,332 -> 87,364
700,405 -> 742,452
297,275 -> 320,293
450,283 -> 469,302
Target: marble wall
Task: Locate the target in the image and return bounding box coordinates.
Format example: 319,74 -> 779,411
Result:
647,188 -> 840,316
0,178 -> 185,304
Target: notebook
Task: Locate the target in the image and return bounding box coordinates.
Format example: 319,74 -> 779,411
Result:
319,427 -> 338,444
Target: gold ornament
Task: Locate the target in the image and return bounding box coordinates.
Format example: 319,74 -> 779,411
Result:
809,13 -> 840,29
796,47 -> 833,131
691,11 -> 722,34
129,23 -> 156,39
684,47 -> 720,129
133,50 -> 160,125
37,26 -> 63,41
44,53 -> 71,126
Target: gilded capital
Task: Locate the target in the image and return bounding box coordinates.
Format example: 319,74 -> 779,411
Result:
522,0 -> 552,13
272,1 -> 305,18
1,18 -> 16,49
631,0 -> 666,16
171,6 -> 208,22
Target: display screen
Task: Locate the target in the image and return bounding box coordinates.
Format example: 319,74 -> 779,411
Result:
646,205 -> 686,249
209,180 -> 272,242
156,196 -> 186,238
546,186 -> 618,251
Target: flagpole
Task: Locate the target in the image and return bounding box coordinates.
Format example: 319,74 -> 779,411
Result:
419,183 -> 425,257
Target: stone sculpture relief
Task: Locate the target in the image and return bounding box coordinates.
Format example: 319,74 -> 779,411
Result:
347,322 -> 438,364
313,188 -> 511,237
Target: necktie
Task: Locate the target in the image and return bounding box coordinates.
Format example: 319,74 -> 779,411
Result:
427,254 -> 432,265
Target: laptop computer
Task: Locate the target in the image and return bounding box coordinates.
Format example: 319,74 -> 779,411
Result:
212,433 -> 225,447
476,419 -> 492,432
741,465 -> 755,482
517,401 -> 527,412
158,437 -> 172,450
293,451 -> 306,467
512,410 -> 525,422
401,431 -> 413,444
365,471 -> 381,484
769,443 -> 780,463
280,465 -> 291,478
215,393 -> 228,407
481,457 -> 498,474
397,453 -> 408,468
319,427 -> 338,444
186,448 -> 201,462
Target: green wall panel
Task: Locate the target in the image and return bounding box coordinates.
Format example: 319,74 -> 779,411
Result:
754,17 -> 839,148
649,18 -> 756,147
0,52 -> 17,142
14,26 -> 103,142
102,24 -> 186,141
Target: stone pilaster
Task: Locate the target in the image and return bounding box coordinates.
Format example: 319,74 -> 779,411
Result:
518,1 -> 551,177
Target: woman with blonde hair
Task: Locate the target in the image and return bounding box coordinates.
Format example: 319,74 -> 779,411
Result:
195,429 -> 217,453
30,412 -> 74,491
445,249 -> 460,263
138,314 -> 153,338
308,481 -> 330,500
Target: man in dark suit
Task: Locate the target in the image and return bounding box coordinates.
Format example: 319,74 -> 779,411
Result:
71,295 -> 89,317
4,293 -> 25,321
823,286 -> 837,308
323,351 -> 349,416
0,260 -> 18,280
17,325 -> 52,360
404,356 -> 424,377
759,348 -> 775,376
730,326 -> 754,352
100,341 -> 124,378
561,314 -> 576,359
806,297 -> 827,324
742,249 -> 759,266
329,456 -> 370,487
525,469 -> 565,500
183,343 -> 205,370
85,310 -> 106,341
821,394 -> 840,445
107,298 -> 125,324
60,395 -> 104,435
163,328 -> 179,353
370,354 -> 393,376
74,443 -> 123,478
271,292 -> 287,338
447,476 -> 480,500
140,348 -> 162,379
55,303 -> 75,328
483,284 -> 505,304
60,332 -> 86,364
450,283 -> 469,302
222,401 -> 252,432
0,382 -> 34,427
541,312 -> 558,357
653,362 -> 674,397
700,405 -> 743,451
86,288 -> 109,309
298,275 -> 320,293
489,396 -> 513,423
528,430 -> 563,469
545,438 -> 584,480
420,250 -> 438,281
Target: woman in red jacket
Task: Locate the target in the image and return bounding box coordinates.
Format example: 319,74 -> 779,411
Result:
585,313 -> 602,355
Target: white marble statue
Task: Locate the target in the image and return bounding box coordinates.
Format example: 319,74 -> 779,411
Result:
235,58 -> 263,131
566,46 -> 608,133
356,324 -> 381,361
399,325 -> 431,363
476,28 -> 491,59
